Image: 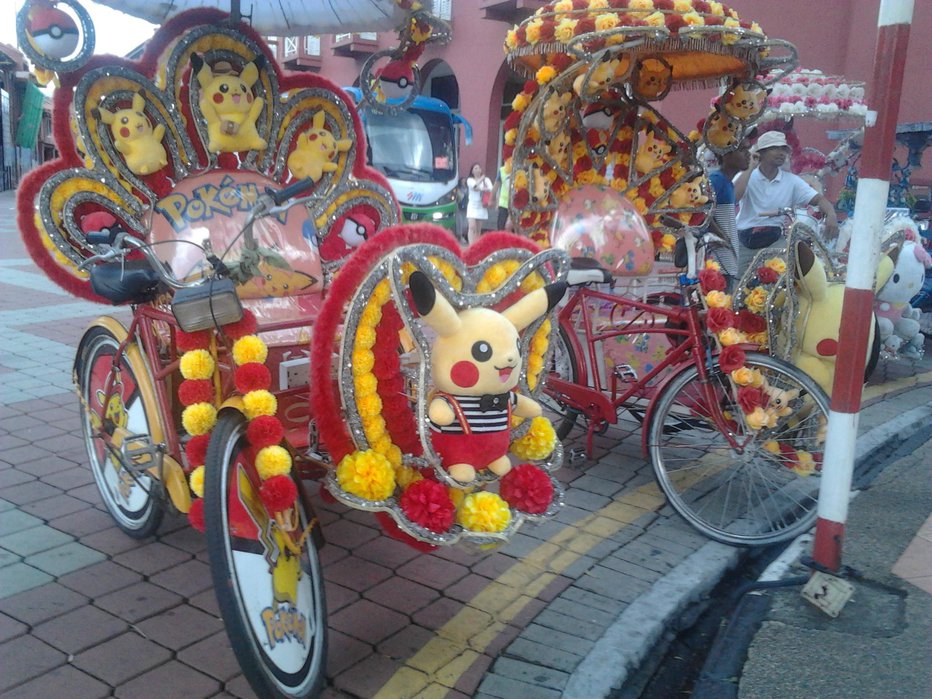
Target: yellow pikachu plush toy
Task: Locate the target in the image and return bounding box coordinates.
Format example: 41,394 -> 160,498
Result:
287,110 -> 353,182
538,90 -> 573,133
669,177 -> 709,209
95,93 -> 167,175
793,242 -> 894,394
635,130 -> 671,175
192,54 -> 267,153
409,271 -> 567,484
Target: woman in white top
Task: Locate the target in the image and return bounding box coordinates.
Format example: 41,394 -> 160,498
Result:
465,163 -> 493,244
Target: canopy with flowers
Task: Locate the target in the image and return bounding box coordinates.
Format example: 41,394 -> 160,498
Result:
500,0 -> 797,248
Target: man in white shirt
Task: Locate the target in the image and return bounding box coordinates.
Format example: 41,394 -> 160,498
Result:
734,130 -> 838,273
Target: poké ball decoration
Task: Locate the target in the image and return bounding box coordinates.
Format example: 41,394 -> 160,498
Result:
16,0 -> 95,72
550,185 -> 654,277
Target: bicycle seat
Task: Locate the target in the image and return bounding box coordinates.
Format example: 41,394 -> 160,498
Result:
89,260 -> 163,304
567,257 -> 612,285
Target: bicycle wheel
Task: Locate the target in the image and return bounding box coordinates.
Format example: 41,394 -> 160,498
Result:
648,353 -> 829,546
205,411 -> 327,699
75,325 -> 164,538
539,323 -> 580,439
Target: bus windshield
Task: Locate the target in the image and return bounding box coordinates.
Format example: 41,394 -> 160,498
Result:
364,108 -> 455,183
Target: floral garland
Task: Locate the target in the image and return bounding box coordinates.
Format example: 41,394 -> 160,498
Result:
765,69 -> 868,120
334,257 -> 560,534
178,310 -> 297,531
698,260 -> 819,475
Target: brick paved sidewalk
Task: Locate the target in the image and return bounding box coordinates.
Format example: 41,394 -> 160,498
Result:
2,188 -> 929,698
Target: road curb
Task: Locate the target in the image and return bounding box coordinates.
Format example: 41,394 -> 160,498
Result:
562,391 -> 932,698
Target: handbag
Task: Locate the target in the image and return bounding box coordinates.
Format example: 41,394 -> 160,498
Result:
481,190 -> 492,207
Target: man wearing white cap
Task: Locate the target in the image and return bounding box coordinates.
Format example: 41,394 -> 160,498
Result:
735,130 -> 838,272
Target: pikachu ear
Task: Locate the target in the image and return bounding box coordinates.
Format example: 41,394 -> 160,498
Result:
240,61 -> 260,88
409,271 -> 461,337
132,93 -> 145,112
874,251 -> 896,291
95,106 -> 114,125
191,53 -> 212,88
795,242 -> 827,302
502,281 -> 567,331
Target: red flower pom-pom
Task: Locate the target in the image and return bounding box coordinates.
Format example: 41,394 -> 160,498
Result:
188,498 -> 205,532
178,379 -> 214,406
737,309 -> 767,334
235,362 -> 271,393
757,266 -> 779,284
499,464 -> 554,514
699,268 -> 727,293
399,479 -> 455,533
185,434 -> 211,469
706,307 -> 736,333
718,345 -> 747,373
176,329 -> 211,352
259,475 -> 298,513
737,386 -> 766,414
246,415 -> 285,448
222,309 -> 258,340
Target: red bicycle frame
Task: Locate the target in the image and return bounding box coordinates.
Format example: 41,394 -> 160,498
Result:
545,280 -> 738,455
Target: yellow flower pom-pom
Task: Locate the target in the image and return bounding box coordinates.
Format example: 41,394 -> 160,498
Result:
595,13 -> 620,31
371,433 -> 394,455
764,257 -> 787,274
705,290 -> 733,309
232,335 -> 268,366
352,349 -> 375,376
512,93 -> 530,112
731,367 -> 764,388
242,390 -> 278,419
744,287 -> 769,314
793,450 -> 816,477
553,0 -> 573,11
336,450 -> 396,501
661,233 -> 678,252
355,372 -> 378,397
355,324 -> 377,350
385,444 -> 403,469
554,18 -> 579,42
180,350 -> 215,380
395,464 -> 422,488
182,402 -> 217,436
510,416 -> 557,461
189,465 -> 205,498
744,406 -> 769,431
717,327 -> 746,346
457,492 -> 512,532
763,440 -> 781,454
373,280 -> 391,305
362,414 -> 387,439
704,259 -> 722,271
683,11 -> 705,25
536,66 -> 557,84
357,393 -> 383,418
256,445 -> 292,479
520,273 -> 545,293
645,11 -> 666,27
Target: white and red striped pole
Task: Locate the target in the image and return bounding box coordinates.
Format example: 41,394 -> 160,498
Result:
812,0 -> 914,572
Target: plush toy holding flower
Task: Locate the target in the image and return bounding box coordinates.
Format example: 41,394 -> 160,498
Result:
875,239 -> 930,358
408,270 -> 567,484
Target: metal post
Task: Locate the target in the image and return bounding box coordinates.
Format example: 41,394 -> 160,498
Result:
811,0 -> 914,572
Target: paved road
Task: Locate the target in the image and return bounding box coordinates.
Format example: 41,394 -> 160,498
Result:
2,188 -> 930,698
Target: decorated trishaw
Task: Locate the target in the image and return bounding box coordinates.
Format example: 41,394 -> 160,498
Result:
13,0 -> 842,695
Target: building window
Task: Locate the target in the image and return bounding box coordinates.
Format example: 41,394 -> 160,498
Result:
432,0 -> 452,21
304,35 -> 321,56
283,36 -> 298,57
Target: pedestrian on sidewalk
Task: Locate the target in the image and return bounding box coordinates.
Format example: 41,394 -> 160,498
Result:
465,163 -> 493,244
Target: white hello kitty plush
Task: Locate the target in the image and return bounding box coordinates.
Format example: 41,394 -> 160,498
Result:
875,239 -> 930,357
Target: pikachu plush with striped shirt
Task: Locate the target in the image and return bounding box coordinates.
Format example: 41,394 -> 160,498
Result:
408,271 -> 567,484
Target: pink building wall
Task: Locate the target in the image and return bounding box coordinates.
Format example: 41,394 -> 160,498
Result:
292,0 -> 930,187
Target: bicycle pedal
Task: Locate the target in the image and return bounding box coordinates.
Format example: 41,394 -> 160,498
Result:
613,364 -> 638,382
567,447 -> 587,466
112,428 -> 159,468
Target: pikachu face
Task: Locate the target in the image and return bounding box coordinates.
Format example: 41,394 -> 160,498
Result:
634,130 -> 671,174
724,83 -> 766,120
539,91 -> 572,133
634,58 -> 672,100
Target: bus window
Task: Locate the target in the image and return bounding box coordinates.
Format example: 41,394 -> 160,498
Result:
365,108 -> 455,182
